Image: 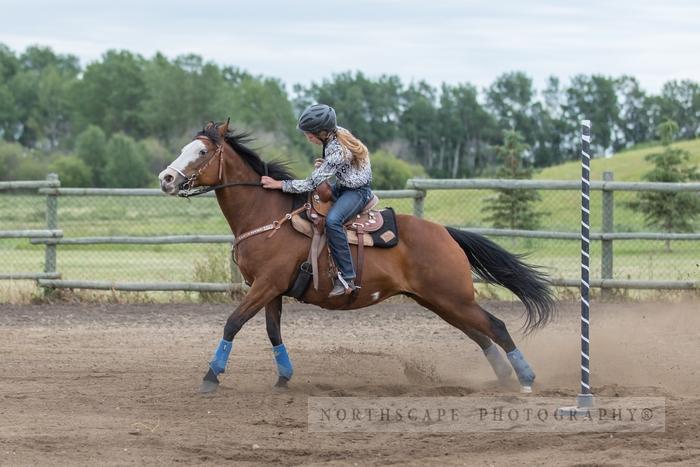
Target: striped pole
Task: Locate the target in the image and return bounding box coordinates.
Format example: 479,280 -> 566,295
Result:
577,120 -> 594,408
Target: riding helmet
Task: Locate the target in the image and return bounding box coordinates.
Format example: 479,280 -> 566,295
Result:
297,104 -> 337,133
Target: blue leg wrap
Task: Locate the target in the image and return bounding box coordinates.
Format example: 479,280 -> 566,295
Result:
209,339 -> 233,376
272,343 -> 293,380
507,348 -> 536,385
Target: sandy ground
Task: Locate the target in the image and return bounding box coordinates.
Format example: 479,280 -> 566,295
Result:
0,299 -> 698,466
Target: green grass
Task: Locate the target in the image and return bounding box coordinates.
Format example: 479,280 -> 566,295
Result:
2,137 -> 699,302
535,138 -> 700,181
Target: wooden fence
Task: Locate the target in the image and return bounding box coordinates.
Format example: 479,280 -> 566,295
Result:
2,173 -> 699,292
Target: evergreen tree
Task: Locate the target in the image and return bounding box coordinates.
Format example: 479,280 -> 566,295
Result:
482,130 -> 543,230
628,120 -> 700,252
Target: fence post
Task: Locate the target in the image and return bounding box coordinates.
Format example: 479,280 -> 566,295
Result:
413,190 -> 426,219
601,171 -> 614,298
44,173 -> 59,288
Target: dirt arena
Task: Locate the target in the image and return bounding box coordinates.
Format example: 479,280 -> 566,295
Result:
1,299 -> 698,466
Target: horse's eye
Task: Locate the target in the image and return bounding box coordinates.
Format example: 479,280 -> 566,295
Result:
199,149 -> 207,155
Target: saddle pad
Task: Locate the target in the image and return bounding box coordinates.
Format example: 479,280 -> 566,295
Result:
291,207 -> 399,248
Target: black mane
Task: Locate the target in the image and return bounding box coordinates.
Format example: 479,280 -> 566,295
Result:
197,125 -> 296,181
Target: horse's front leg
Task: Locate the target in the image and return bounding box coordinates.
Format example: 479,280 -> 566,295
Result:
200,283 -> 283,394
265,295 -> 293,389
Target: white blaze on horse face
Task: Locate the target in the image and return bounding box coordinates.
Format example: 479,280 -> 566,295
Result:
169,140 -> 208,174
158,140 -> 209,194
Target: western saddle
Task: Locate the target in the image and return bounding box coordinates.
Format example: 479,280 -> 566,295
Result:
290,183 -> 386,293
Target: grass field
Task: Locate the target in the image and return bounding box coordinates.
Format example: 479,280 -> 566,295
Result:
1,138 -> 699,300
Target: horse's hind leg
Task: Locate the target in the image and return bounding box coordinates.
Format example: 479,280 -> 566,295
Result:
417,295 -> 534,392
265,296 -> 293,389
413,295 -> 513,384
457,302 -> 535,392
476,305 -> 536,391
463,328 -> 513,382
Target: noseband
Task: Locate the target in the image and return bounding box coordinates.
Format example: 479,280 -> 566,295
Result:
169,137 -> 265,198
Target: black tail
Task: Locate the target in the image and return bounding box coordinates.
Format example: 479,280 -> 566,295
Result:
446,226 -> 556,333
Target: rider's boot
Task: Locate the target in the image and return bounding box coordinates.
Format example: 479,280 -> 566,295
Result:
328,274 -> 356,297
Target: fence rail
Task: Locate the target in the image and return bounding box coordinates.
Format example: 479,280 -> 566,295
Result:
406,178 -> 700,192
2,174 -> 698,293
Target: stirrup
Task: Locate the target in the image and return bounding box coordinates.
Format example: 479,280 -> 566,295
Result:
328,274 -> 355,297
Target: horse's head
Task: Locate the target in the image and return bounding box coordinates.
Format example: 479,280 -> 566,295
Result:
159,120 -> 229,195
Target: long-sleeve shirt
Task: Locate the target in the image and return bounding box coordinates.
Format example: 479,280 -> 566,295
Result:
281,132 -> 372,194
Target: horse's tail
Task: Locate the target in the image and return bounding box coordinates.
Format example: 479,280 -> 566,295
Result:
445,226 -> 556,333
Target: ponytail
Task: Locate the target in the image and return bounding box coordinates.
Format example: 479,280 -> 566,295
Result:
336,127 -> 369,168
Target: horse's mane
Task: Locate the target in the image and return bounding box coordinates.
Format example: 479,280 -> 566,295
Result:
197,125 -> 296,181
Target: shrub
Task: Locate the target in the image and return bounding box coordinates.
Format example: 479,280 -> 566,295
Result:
49,154 -> 91,187
370,149 -> 426,189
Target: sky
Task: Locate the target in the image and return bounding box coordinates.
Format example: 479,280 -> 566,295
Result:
2,0 -> 699,94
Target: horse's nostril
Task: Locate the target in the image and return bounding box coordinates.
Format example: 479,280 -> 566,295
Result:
164,174 -> 174,184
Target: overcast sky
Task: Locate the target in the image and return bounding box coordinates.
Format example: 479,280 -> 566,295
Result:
2,0 -> 699,94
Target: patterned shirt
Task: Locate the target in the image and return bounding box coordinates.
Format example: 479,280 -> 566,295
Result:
281,132 -> 372,194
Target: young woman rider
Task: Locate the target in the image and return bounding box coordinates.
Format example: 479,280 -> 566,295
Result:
261,104 -> 373,297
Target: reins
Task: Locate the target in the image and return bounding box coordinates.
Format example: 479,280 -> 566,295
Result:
177,180 -> 263,198
173,137 -> 306,252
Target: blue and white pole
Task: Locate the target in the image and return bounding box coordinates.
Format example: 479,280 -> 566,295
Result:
577,120 -> 594,409
559,120 -> 595,415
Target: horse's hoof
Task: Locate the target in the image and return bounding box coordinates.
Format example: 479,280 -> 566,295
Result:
273,376 -> 289,390
199,380 -> 220,394
520,385 -> 533,394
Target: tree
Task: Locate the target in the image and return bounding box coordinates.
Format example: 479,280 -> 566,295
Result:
140,53 -> 192,143
529,76 -> 572,167
563,75 -> 620,156
481,130 -> 543,231
103,133 -> 151,187
628,120 -> 700,252
399,81 -> 438,165
437,83 -> 496,177
74,50 -> 147,137
657,80 -> 700,139
297,71 -> 403,150
75,125 -> 108,186
486,72 -> 537,142
6,46 -> 79,147
615,75 -> 653,148
0,44 -> 20,141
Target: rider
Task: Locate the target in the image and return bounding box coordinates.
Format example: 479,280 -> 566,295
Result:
261,104 -> 373,297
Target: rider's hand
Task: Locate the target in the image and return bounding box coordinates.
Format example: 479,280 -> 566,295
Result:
314,158 -> 324,168
261,176 -> 283,190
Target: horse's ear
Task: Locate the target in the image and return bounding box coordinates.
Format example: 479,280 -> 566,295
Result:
204,121 -> 215,130
218,117 -> 230,137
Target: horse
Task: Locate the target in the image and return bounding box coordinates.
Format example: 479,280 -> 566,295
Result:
158,120 -> 556,394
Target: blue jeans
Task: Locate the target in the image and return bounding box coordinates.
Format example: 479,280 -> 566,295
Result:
326,185 -> 373,280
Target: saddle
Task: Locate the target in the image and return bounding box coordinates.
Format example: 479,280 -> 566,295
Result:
290,184 -> 398,295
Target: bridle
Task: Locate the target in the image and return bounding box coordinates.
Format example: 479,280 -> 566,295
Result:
167,135 -> 310,252
168,137 -> 265,198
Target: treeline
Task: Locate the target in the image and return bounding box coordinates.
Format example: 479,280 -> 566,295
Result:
1,44 -> 699,187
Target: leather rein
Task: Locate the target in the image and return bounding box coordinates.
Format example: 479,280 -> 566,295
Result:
171,137 -> 310,250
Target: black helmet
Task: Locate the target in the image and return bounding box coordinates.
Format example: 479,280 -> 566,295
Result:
297,104 -> 337,133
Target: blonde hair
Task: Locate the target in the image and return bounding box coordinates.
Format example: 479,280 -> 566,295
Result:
335,127 -> 369,168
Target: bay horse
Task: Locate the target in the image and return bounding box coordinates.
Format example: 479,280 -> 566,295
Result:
158,121 -> 556,394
